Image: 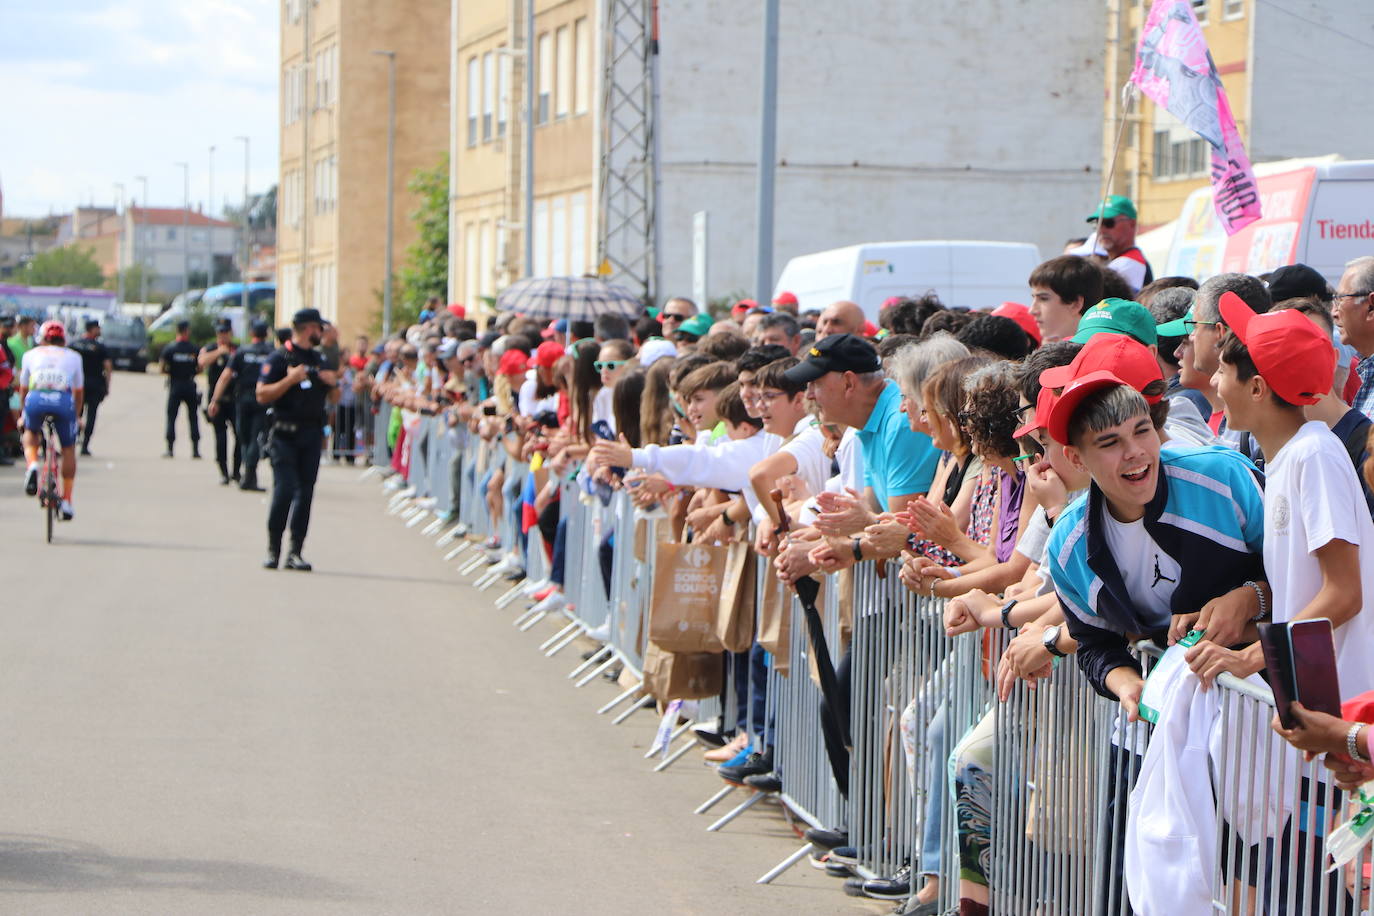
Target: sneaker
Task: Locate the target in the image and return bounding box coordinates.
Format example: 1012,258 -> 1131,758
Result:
284,551 -> 313,572
703,732 -> 750,763
24,465 -> 38,496
861,864 -> 913,900
743,772 -> 781,793
79,446 -> 91,457
828,846 -> 861,867
59,499 -> 74,521
843,878 -> 870,898
525,582 -> 555,599
690,724 -> 729,749
804,827 -> 849,850
585,622 -> 611,642
826,861 -> 857,879
528,592 -> 566,615
895,898 -> 940,916
718,748 -> 773,785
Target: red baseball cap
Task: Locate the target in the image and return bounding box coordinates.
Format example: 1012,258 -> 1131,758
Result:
861,319 -> 879,338
772,291 -> 798,308
731,298 -> 759,317
447,302 -> 466,319
992,301 -> 1042,346
1045,369 -> 1138,445
1013,387 -> 1058,441
498,349 -> 528,376
1039,333 -> 1163,403
1219,290 -> 1333,406
532,340 -> 565,368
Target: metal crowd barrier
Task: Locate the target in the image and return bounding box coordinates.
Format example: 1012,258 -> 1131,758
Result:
370,452 -> 1374,914
325,394 -> 373,462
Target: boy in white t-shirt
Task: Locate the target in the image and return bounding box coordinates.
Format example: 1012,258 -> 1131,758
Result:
1187,292 -> 1374,698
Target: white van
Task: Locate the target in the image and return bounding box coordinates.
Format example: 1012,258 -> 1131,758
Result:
1164,160 -> 1374,286
772,241 -> 1043,320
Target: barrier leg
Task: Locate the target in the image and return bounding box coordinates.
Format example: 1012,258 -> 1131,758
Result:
706,791 -> 767,831
597,684 -> 642,715
494,580 -> 531,610
694,785 -> 736,815
516,609 -> 549,632
421,517 -> 445,536
406,509 -> 430,528
539,621 -> 581,652
652,737 -> 698,772
611,695 -> 654,725
567,647 -> 611,679
444,541 -> 472,561
574,656 -> 617,687
756,843 -> 814,885
544,627 -> 584,658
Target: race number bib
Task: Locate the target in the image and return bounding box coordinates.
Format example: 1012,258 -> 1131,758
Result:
30,368 -> 68,390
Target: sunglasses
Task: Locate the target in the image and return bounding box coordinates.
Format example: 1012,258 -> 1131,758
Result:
1091,217 -> 1119,229
661,312 -> 691,322
594,359 -> 628,371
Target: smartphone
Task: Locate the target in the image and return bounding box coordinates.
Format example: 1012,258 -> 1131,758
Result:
1289,618 -> 1342,719
482,405 -> 497,416
1258,622 -> 1298,728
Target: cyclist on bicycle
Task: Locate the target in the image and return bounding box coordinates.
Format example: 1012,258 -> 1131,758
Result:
19,320 -> 84,520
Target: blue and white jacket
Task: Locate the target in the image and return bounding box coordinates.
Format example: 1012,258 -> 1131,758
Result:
1047,444 -> 1266,698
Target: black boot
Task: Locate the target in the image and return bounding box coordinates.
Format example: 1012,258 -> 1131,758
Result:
263,539 -> 281,570
163,442 -> 174,458
284,543 -> 312,572
191,442 -> 202,459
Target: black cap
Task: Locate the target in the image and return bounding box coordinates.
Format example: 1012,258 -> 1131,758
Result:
1266,263 -> 1330,303
783,333 -> 882,385
215,317 -> 234,333
85,318 -> 101,330
251,319 -> 270,337
176,319 -> 191,333
477,331 -> 501,349
292,307 -> 324,327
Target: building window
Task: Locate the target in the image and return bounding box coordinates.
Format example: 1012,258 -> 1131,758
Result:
498,49 -> 509,136
167,228 -> 178,242
1223,0 -> 1244,19
574,18 -> 591,115
464,222 -> 479,306
285,0 -> 301,24
1191,0 -> 1208,24
537,32 -> 552,124
479,221 -> 494,299
533,199 -> 549,275
191,229 -> 208,244
315,45 -> 336,109
483,52 -> 495,142
1152,124 -> 1209,181
570,193 -> 587,273
555,26 -> 572,119
467,56 -> 480,147
551,196 -> 567,276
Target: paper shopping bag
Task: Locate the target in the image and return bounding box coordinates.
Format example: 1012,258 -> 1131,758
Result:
648,539 -> 728,653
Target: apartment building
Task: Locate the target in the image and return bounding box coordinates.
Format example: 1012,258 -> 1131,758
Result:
1105,0 -> 1374,229
278,0 -> 450,336
450,0 -> 597,308
120,207 -> 239,297
452,0 -> 1107,308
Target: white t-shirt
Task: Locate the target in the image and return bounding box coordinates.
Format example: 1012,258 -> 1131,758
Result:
780,418 -> 830,497
592,385 -> 615,433
1015,505 -> 1051,564
1099,503 -> 1180,629
20,345 -> 84,393
518,375 -> 558,418
1263,421 -> 1374,697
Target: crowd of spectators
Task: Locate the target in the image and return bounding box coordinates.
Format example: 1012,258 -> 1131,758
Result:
355,249 -> 1374,914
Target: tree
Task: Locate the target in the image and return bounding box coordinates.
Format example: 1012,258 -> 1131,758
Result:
108,264 -> 158,302
16,245 -> 105,288
390,154 -> 449,330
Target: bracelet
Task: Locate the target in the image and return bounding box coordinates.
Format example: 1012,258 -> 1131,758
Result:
851,538 -> 863,562
1243,580 -> 1268,621
721,508 -> 735,527
1349,724 -> 1368,764
1000,599 -> 1018,629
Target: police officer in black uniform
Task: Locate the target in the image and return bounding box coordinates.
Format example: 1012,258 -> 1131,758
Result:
69,319 -> 112,456
199,318 -> 240,485
160,320 -> 201,458
257,308 -> 335,570
210,319 -> 273,491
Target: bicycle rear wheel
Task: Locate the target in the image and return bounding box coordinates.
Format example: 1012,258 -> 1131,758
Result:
43,421 -> 59,544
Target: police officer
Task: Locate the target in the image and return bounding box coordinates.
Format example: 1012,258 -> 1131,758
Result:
160,320 -> 201,458
256,307 -> 335,570
210,319 -> 273,491
198,318 -> 240,484
69,319 -> 112,456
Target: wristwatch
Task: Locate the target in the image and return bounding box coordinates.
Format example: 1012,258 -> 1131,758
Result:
1041,624 -> 1067,658
720,508 -> 735,527
1000,599 -> 1018,629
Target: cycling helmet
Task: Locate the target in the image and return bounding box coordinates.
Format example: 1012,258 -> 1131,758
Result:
39,320 -> 66,343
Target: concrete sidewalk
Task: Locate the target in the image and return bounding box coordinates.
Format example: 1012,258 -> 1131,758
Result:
0,371 -> 877,914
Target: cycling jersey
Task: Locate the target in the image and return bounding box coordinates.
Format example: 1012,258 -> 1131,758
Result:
19,346 -> 84,394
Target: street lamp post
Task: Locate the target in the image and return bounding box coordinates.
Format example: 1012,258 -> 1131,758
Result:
236,136 -> 250,320
373,49 -> 397,337
175,162 -> 190,294
208,144 -> 216,285
136,175 -> 149,305
113,182 -> 125,305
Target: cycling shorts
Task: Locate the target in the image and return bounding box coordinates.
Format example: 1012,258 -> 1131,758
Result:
22,390 -> 78,448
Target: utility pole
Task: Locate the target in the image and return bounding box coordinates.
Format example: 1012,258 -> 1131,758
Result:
373,49 -> 397,335
754,0 -> 779,309
523,0 -> 535,277
208,144 -> 216,284
136,175 -> 149,305
113,183 -> 125,305
175,162 -> 189,294
236,136 -> 250,319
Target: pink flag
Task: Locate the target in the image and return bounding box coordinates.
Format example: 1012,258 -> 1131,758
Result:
1131,0 -> 1260,235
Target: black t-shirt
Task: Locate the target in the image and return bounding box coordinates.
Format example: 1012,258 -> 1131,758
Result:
260,342 -> 331,427
201,342 -> 236,405
228,340 -> 274,404
161,339 -> 200,383
69,337 -> 109,395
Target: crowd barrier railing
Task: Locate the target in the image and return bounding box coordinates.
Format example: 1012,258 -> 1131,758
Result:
369,448 -> 1372,912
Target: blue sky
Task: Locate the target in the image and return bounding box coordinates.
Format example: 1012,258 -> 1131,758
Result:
1,0 -> 278,218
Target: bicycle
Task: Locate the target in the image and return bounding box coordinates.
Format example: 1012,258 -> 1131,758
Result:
37,416 -> 61,544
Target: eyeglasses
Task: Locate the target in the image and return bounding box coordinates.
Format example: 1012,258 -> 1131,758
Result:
1335,291 -> 1374,303
1013,438 -> 1045,467
661,312 -> 691,322
1184,319 -> 1220,334
756,390 -> 789,403
594,359 -> 628,371
1089,217 -> 1119,229
1013,404 -> 1034,421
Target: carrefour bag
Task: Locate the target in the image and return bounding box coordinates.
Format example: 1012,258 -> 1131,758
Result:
714,540 -> 757,652
648,538 -> 728,653
642,643 -> 724,701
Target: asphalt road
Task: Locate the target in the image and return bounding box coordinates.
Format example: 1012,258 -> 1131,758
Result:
0,371 -> 876,915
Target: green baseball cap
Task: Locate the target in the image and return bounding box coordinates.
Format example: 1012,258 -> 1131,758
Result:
676,312 -> 715,338
1071,298 -> 1158,346
1086,194 -> 1138,222
1155,308 -> 1194,338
